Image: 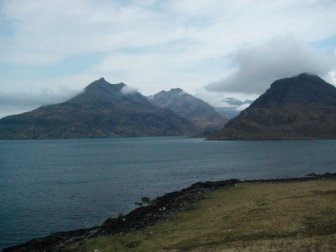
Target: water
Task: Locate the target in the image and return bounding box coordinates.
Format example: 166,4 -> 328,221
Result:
0,137 -> 335,249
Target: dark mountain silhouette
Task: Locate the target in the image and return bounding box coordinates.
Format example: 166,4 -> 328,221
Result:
149,88 -> 227,133
0,78 -> 196,139
210,73 -> 336,140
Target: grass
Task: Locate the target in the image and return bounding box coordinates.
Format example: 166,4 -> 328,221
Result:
67,179 -> 336,251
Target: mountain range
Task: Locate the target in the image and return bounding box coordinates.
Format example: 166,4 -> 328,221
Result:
214,98 -> 252,119
0,78 -> 199,139
2,73 -> 336,140
148,88 -> 226,132
210,73 -> 336,140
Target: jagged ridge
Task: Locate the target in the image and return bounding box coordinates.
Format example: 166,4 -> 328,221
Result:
0,78 -> 196,139
149,88 -> 227,133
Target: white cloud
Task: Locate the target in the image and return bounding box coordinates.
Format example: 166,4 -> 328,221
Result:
0,0 -> 165,65
0,88 -> 79,106
0,105 -> 37,119
0,87 -> 80,118
120,85 -> 138,95
326,70 -> 336,85
2,0 -> 336,67
205,36 -> 336,94
195,87 -> 257,108
1,0 -> 336,116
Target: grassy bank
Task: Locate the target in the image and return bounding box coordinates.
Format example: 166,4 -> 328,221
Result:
69,179 -> 336,251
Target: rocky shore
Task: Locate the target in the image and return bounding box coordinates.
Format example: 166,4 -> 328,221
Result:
4,173 -> 336,252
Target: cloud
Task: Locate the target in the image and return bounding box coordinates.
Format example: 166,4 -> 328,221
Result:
195,87 -> 257,108
0,88 -> 79,107
1,0 -> 336,68
205,36 -> 336,94
1,0 -> 336,115
0,105 -> 35,119
0,88 -> 80,118
120,85 -> 138,95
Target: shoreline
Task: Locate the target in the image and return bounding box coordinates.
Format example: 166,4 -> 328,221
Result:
4,172 -> 336,252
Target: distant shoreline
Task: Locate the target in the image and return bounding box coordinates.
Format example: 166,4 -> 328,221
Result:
4,172 -> 336,251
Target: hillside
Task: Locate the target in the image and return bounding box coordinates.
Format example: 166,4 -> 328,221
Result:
149,88 -> 227,132
5,175 -> 336,251
0,78 -> 196,139
79,178 -> 336,251
214,98 -> 253,119
210,73 -> 336,139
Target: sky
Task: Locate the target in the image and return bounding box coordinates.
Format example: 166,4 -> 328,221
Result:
1,0 -> 336,118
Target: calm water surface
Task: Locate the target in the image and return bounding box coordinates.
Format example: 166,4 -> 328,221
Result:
0,137 -> 335,249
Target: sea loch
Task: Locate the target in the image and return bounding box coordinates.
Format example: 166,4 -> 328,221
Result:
1,137 -> 335,249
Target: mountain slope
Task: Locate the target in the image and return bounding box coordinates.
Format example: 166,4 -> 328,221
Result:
215,98 -> 253,119
210,73 -> 336,140
149,88 -> 227,132
0,78 -> 196,139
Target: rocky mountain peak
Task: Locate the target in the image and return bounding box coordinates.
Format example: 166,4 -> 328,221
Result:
85,78 -> 126,93
169,88 -> 184,93
0,79 -> 197,139
251,73 -> 336,109
149,88 -> 227,133
210,73 -> 336,140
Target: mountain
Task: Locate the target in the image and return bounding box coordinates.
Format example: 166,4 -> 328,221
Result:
215,98 -> 253,119
148,88 -> 227,133
214,107 -> 240,120
210,73 -> 336,140
0,78 -> 197,139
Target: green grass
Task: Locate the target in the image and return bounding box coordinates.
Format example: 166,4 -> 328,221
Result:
68,179 -> 336,251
